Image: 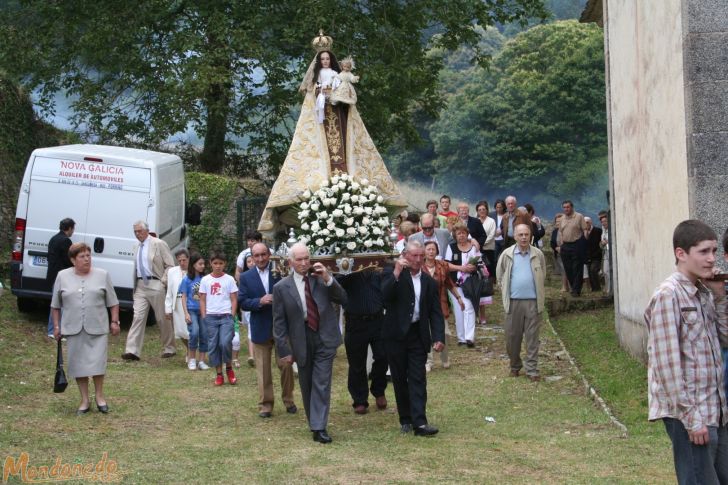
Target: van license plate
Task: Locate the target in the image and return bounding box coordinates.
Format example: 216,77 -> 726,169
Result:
32,256 -> 48,267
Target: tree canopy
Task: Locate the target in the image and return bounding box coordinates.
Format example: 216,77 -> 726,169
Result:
388,20 -> 606,213
0,0 -> 548,174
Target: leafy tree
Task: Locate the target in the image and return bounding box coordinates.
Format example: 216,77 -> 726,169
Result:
0,0 -> 548,174
429,20 -> 606,210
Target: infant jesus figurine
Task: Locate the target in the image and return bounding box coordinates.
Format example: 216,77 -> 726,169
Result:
330,56 -> 359,106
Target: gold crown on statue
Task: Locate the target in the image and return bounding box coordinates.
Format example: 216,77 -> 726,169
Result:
311,30 -> 333,52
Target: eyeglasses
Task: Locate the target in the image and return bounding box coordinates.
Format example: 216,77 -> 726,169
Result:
422,226 -> 434,230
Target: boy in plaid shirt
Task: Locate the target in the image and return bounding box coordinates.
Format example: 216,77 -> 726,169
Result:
645,220 -> 728,484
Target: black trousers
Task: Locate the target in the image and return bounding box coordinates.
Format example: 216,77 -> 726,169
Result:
560,241 -> 583,296
587,259 -> 601,292
344,313 -> 388,407
384,322 -> 428,427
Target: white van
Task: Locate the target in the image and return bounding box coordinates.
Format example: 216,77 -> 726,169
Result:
10,144 -> 199,310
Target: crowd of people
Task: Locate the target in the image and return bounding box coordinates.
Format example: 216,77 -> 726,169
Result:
45,200 -> 728,484
47,195 -> 612,440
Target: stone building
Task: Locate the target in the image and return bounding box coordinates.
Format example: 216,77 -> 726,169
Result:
591,0 -> 728,360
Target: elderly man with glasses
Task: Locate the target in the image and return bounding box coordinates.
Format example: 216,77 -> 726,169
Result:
409,213 -> 453,260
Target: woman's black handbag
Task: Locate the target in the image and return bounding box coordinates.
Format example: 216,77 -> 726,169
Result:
53,339 -> 68,393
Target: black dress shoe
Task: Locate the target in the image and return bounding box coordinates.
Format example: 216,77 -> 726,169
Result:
76,407 -> 90,416
400,423 -> 413,434
96,401 -> 109,414
121,353 -> 140,361
466,340 -> 475,348
312,429 -> 332,444
457,342 -> 466,347
414,424 -> 439,437
258,411 -> 272,418
286,405 -> 298,414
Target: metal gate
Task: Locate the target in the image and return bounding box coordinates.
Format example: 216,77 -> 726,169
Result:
236,196 -> 267,249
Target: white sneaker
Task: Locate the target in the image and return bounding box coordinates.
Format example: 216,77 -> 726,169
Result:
425,363 -> 432,373
197,361 -> 210,370
188,358 -> 197,371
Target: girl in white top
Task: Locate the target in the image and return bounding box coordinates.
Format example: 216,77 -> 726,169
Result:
164,249 -> 190,363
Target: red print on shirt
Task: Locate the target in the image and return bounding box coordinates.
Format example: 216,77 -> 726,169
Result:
209,281 -> 222,296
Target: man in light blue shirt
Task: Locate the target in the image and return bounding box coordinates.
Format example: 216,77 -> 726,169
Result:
496,224 -> 546,381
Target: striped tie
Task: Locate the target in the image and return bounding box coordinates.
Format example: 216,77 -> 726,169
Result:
304,276 -> 319,332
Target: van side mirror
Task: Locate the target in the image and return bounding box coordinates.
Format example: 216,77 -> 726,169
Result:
185,203 -> 202,226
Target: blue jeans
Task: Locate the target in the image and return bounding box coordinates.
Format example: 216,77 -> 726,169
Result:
663,418 -> 728,484
187,310 -> 208,352
205,314 -> 234,367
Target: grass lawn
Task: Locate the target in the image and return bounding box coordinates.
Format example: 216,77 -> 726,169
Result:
0,286 -> 673,484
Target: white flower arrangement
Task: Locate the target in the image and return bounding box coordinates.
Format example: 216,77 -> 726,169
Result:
297,172 -> 391,254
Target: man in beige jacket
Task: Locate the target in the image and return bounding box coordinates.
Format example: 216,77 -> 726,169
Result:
496,224 -> 546,381
122,221 -> 176,360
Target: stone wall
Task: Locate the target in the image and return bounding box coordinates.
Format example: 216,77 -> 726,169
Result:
604,0 -> 728,361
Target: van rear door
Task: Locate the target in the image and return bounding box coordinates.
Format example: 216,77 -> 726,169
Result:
81,161 -> 151,303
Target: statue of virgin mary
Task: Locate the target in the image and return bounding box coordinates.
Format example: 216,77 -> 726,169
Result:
258,31 -> 406,240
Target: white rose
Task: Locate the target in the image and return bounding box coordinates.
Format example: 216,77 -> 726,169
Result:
301,210 -> 311,218
367,193 -> 375,201
345,217 -> 354,226
376,195 -> 384,203
346,241 -> 357,251
351,195 -> 359,203
331,176 -> 340,184
364,240 -> 373,248
338,181 -> 346,190
360,178 -> 369,186
364,207 -> 373,215
346,227 -> 356,236
372,227 -> 382,235
303,189 -> 311,199
362,216 -> 371,225
358,226 -> 368,235
377,238 -> 384,246
362,188 -> 370,196
301,222 -> 310,231
311,221 -> 320,231
310,203 -> 320,211
319,211 -> 329,219
341,193 -> 350,201
316,238 -> 324,247
332,209 -> 343,217
344,205 -> 352,214
321,229 -> 330,236
301,202 -> 309,210
351,182 -> 360,190
328,198 -> 337,206
336,228 -> 345,237
331,185 -> 339,193
327,221 -> 336,230
335,246 -> 341,253
353,207 -> 364,215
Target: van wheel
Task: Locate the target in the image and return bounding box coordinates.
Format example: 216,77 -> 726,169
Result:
17,298 -> 36,313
